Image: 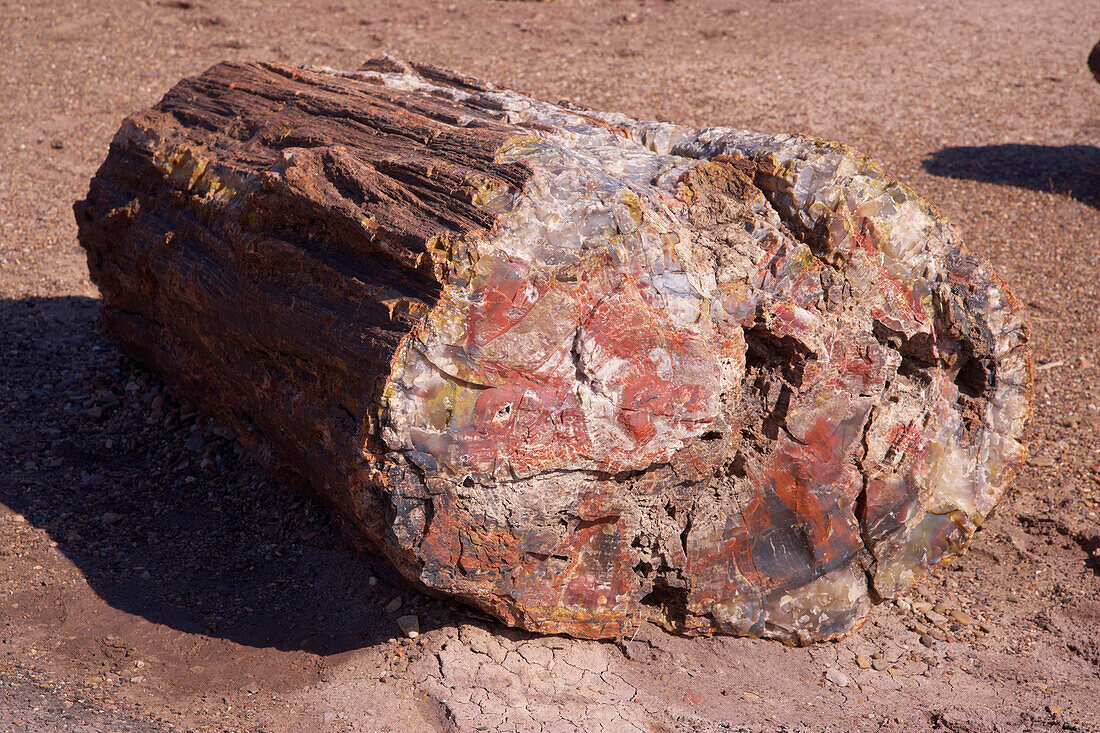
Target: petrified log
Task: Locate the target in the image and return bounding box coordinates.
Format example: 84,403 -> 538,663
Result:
75,58 -> 1032,643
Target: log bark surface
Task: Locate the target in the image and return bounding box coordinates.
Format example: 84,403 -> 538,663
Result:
76,58 -> 1032,643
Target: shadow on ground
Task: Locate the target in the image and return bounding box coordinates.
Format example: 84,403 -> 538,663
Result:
923,144 -> 1100,209
0,295 -> 469,655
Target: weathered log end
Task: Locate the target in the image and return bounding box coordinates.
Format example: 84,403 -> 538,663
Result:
75,58 -> 1032,643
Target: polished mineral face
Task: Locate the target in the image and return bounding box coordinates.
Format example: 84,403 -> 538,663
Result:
356,65 -> 1032,642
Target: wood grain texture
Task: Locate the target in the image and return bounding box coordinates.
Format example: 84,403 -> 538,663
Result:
75,59 -> 1031,643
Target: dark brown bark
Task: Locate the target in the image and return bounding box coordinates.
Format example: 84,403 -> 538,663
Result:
76,59 -> 1031,643
76,59 -> 528,543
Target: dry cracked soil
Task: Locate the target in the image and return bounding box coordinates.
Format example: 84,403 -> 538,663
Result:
2,1 -> 1099,731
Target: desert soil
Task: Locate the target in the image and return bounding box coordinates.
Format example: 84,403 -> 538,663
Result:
1,1 -> 1099,731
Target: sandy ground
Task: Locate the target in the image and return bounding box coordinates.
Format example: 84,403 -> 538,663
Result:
1,1 -> 1099,731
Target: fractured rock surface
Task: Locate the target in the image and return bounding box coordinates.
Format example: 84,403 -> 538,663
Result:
75,58 -> 1032,643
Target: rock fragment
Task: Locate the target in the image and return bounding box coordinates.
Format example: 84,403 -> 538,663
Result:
397,615 -> 420,639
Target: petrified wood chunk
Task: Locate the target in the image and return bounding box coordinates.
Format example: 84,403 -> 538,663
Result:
75,58 -> 1032,643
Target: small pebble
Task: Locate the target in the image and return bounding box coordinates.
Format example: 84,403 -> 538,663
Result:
856,654 -> 871,669
683,690 -> 706,705
824,668 -> 849,687
211,425 -> 235,440
949,610 -> 973,626
926,610 -> 948,625
397,614 -> 420,639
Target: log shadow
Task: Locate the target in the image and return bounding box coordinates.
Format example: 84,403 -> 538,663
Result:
0,295 -> 473,654
922,143 -> 1100,209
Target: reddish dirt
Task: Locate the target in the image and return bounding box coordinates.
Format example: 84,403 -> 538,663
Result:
2,1 -> 1099,731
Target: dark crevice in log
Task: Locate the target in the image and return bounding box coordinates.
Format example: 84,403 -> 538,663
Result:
742,326 -> 813,442
639,582 -> 689,626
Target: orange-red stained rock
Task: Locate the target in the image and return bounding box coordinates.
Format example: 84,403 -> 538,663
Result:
77,59 -> 1032,644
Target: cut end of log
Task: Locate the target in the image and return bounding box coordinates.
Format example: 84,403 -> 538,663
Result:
76,59 -> 1032,643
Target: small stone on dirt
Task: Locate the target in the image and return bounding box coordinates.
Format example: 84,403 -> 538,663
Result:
397,614 -> 419,638
824,668 -> 849,687
926,610 -> 949,625
211,424 -> 235,440
949,610 -> 973,626
856,654 -> 872,669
